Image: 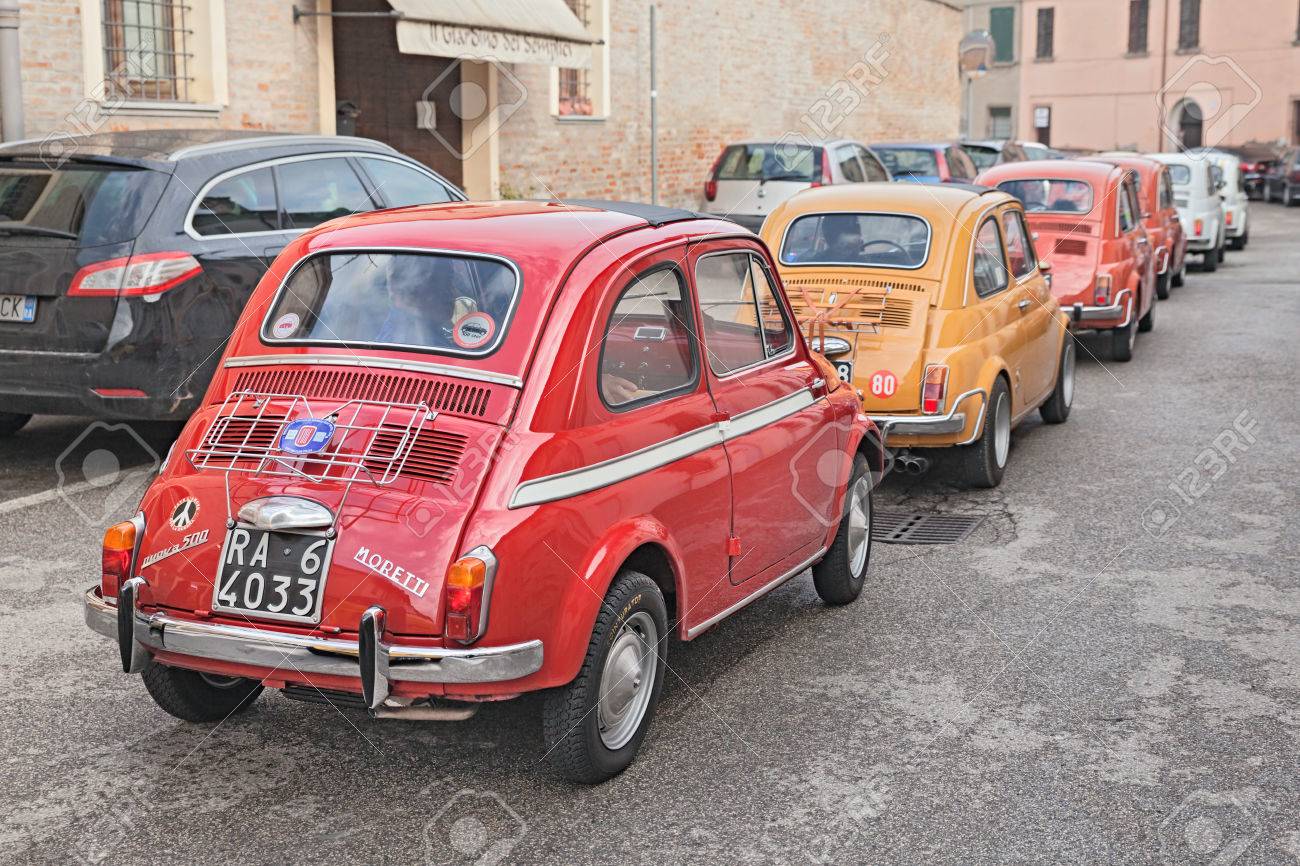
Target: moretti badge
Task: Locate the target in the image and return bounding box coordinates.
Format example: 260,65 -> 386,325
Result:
279,418 -> 336,455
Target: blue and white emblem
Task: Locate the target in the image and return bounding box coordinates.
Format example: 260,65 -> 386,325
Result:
280,418 -> 335,455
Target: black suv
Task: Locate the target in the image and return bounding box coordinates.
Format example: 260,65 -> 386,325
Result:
0,130 -> 463,434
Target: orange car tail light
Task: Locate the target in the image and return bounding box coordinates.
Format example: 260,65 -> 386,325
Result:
921,365 -> 949,415
101,520 -> 137,600
444,548 -> 496,644
1094,274 -> 1113,306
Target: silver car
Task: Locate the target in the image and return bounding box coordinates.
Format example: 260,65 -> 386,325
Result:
701,139 -> 891,232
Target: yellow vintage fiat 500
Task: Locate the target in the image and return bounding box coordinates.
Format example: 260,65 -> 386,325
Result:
761,183 -> 1074,487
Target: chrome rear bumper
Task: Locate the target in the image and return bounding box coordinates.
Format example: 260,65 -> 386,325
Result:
870,387 -> 987,440
85,585 -> 543,708
1068,288 -> 1133,326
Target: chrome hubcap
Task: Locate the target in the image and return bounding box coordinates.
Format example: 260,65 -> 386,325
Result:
598,611 -> 657,750
1061,341 -> 1076,408
993,391 -> 1011,468
846,476 -> 871,578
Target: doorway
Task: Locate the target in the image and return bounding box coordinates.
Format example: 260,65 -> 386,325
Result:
1176,99 -> 1204,149
331,0 -> 464,187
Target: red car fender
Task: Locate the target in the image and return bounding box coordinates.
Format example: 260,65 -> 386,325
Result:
543,513 -> 689,686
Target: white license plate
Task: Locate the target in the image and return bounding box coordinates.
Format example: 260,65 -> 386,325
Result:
212,526 -> 334,625
0,294 -> 36,323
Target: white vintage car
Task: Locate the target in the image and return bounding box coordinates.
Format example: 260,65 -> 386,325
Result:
1148,153 -> 1226,271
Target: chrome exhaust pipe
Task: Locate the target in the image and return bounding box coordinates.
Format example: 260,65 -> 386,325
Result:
373,700 -> 480,721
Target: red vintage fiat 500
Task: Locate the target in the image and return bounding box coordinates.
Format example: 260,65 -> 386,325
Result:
1093,153 -> 1188,298
84,200 -> 876,782
977,161 -> 1156,362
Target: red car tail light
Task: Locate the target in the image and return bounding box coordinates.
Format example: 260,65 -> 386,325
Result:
1094,274 -> 1113,305
1193,218 -> 1204,237
810,148 -> 833,188
1225,210 -> 1234,226
703,148 -> 725,202
444,548 -> 496,644
921,365 -> 949,415
70,252 -> 202,298
101,520 -> 137,600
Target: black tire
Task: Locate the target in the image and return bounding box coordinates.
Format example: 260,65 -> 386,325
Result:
1138,295 -> 1155,333
959,377 -> 1010,489
1200,246 -> 1218,272
1284,185 -> 1295,207
142,662 -> 263,722
1171,256 -> 1185,288
543,570 -> 668,784
1110,316 -> 1136,362
812,452 -> 872,606
0,412 -> 31,437
1238,228 -> 1249,249
1155,268 -> 1171,300
1039,335 -> 1074,425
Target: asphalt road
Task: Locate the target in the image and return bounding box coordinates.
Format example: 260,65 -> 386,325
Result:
1,205 -> 1297,865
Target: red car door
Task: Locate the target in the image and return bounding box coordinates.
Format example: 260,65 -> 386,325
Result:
688,240 -> 838,586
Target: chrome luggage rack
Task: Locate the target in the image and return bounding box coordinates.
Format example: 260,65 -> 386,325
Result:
788,281 -> 887,355
186,389 -> 437,497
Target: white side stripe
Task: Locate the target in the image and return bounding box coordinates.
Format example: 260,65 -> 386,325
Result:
508,387 -> 817,509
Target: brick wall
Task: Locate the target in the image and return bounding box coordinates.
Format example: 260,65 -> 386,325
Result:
497,0 -> 963,207
9,0 -> 325,139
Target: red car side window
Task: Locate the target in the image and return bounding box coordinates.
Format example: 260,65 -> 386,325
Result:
598,266 -> 699,410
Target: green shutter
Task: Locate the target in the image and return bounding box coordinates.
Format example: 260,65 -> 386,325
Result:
990,7 -> 1015,64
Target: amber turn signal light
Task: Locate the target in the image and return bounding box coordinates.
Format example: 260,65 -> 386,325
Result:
445,556 -> 488,643
101,520 -> 137,600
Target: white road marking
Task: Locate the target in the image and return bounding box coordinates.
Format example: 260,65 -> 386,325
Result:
0,478 -> 104,515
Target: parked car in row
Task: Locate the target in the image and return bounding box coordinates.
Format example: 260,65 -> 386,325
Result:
701,139 -> 890,231
1092,154 -> 1188,296
0,130 -> 463,436
873,142 -> 978,184
1148,152 -> 1226,271
959,139 -> 1029,171
980,160 -> 1155,362
1214,143 -> 1283,200
1262,146 -> 1300,206
84,199 -> 877,783
1021,141 -> 1066,161
1189,149 -> 1251,249
761,182 -> 1073,488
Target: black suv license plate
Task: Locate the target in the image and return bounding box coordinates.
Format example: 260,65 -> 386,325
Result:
212,526 -> 334,624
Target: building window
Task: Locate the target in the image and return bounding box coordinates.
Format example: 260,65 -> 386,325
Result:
989,7 -> 1015,64
1036,8 -> 1055,60
1178,0 -> 1200,50
102,0 -> 192,102
1128,0 -> 1149,54
555,0 -> 608,118
988,106 -> 1013,139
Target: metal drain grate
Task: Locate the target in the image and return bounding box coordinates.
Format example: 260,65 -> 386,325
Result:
872,511 -> 985,545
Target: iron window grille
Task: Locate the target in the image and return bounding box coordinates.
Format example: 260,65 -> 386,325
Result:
103,0 -> 193,102
558,0 -> 594,116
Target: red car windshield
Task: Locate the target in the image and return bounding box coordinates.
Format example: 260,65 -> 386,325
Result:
262,250 -> 519,357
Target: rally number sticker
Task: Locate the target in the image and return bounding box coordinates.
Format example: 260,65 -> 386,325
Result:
868,370 -> 897,398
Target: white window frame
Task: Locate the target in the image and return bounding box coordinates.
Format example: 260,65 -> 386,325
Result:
80,0 -> 228,115
550,0 -> 610,120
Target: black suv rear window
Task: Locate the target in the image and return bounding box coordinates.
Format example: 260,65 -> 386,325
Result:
263,250 -> 519,357
0,162 -> 166,246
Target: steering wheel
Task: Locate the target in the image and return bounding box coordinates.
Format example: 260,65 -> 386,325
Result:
862,239 -> 908,257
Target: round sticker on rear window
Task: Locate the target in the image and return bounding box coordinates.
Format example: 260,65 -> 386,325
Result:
271,312 -> 300,339
453,312 -> 496,349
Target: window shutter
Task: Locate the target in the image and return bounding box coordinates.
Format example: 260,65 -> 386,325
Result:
989,7 -> 1015,63
1128,0 -> 1149,53
1179,0 -> 1200,49
1036,8 -> 1055,60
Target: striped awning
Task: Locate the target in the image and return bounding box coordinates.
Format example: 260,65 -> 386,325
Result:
388,0 -> 597,68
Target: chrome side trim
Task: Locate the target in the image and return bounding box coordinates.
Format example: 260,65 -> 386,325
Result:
222,354 -> 524,388
84,588 -> 543,685
509,387 -> 816,509
685,547 -> 827,638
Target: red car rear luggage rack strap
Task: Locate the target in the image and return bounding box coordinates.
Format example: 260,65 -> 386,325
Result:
186,389 -> 446,524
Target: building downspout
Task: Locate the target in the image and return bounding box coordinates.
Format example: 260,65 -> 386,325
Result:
1158,0 -> 1171,149
0,2 -> 24,141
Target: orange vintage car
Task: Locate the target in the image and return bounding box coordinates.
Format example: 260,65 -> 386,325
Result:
1093,153 -> 1188,298
976,160 -> 1156,362
760,183 -> 1074,488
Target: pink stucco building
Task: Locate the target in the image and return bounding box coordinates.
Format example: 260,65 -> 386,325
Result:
1015,0 -> 1300,151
